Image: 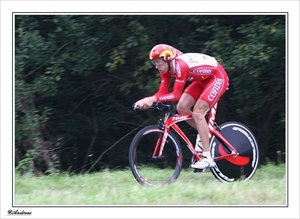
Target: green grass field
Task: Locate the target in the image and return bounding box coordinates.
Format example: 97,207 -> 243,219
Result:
14,163 -> 286,206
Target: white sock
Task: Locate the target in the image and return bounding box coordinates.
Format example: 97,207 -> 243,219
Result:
203,151 -> 212,159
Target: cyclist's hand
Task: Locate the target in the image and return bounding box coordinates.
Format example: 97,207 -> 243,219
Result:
133,101 -> 150,110
133,102 -> 141,110
134,97 -> 156,110
133,100 -> 144,110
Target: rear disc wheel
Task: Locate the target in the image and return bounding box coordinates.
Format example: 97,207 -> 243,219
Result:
210,122 -> 259,182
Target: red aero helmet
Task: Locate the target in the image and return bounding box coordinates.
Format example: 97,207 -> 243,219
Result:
149,44 -> 183,62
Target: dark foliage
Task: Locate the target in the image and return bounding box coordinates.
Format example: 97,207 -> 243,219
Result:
14,14 -> 286,175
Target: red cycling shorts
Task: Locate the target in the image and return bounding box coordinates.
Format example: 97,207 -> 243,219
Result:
184,63 -> 229,107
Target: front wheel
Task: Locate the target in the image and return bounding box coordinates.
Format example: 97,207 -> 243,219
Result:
128,125 -> 183,186
210,122 -> 259,182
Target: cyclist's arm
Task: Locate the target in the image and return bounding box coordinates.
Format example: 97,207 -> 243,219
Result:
153,73 -> 171,97
134,73 -> 170,109
154,61 -> 188,103
154,79 -> 185,103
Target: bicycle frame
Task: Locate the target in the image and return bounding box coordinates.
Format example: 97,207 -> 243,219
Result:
130,101 -> 258,185
154,102 -> 242,163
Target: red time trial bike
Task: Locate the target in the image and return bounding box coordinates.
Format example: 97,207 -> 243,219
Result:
128,102 -> 259,186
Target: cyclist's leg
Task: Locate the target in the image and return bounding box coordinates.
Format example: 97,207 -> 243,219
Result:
176,82 -> 201,129
193,100 -> 210,153
191,66 -> 229,169
177,85 -> 205,165
190,99 -> 216,169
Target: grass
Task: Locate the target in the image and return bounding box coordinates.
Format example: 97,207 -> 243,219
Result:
14,163 -> 286,206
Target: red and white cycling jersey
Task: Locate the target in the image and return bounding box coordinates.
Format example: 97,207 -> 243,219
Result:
154,53 -> 229,107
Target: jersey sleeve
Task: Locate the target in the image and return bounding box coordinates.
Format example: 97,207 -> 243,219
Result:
153,73 -> 170,97
155,80 -> 185,102
154,60 -> 188,103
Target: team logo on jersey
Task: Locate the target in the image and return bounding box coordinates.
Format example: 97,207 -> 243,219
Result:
191,69 -> 212,74
176,63 -> 182,77
159,94 -> 175,101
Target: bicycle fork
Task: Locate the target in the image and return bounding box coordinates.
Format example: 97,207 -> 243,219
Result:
152,134 -> 163,159
151,126 -> 169,159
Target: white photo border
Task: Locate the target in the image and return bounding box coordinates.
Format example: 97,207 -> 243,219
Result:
1,1 -> 299,219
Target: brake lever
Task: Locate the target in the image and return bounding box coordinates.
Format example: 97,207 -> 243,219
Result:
155,101 -> 163,109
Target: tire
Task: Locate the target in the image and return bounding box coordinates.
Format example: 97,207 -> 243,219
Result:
128,125 -> 183,186
210,122 -> 259,182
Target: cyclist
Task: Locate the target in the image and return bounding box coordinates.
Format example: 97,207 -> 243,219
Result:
134,44 -> 229,169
